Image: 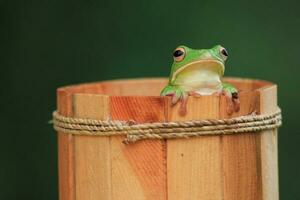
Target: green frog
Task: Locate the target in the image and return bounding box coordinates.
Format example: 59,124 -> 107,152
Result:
161,45 -> 240,115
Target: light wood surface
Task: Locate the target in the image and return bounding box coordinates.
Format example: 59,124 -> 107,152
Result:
258,85 -> 279,200
73,94 -> 112,200
57,89 -> 75,200
220,90 -> 262,200
167,96 -> 223,200
56,77 -> 279,200
109,96 -> 167,200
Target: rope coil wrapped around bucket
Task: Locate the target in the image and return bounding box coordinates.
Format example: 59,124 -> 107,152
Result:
52,108 -> 282,144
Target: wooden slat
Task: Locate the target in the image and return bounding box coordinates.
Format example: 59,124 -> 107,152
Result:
220,91 -> 262,200
166,96 -> 223,200
109,96 -> 167,200
57,89 -> 75,200
73,94 -> 112,200
258,85 -> 279,200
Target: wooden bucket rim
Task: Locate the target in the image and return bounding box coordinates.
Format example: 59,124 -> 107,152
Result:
57,77 -> 275,97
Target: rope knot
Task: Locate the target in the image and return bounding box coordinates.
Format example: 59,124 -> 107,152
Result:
123,134 -> 139,144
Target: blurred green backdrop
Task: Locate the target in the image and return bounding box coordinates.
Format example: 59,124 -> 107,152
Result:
1,0 -> 299,199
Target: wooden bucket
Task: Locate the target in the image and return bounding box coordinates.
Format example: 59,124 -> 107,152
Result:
56,77 -> 279,200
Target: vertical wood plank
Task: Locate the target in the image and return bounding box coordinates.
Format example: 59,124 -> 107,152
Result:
73,94 -> 112,200
167,96 -> 223,200
109,96 -> 167,200
220,91 -> 262,200
57,89 -> 75,200
258,85 -> 279,200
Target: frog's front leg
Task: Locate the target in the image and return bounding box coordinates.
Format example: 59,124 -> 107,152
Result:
222,83 -> 240,114
160,85 -> 188,115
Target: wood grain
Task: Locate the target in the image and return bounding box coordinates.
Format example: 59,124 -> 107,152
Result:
100,78 -> 167,96
166,96 -> 223,200
109,96 -> 167,200
258,85 -> 279,200
56,78 -> 279,200
220,91 -> 262,200
57,89 -> 75,200
73,94 -> 112,200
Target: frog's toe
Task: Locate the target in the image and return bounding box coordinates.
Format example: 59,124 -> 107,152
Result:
226,100 -> 234,115
161,90 -> 173,97
232,92 -> 240,112
161,91 -> 178,104
232,92 -> 238,99
233,99 -> 240,112
171,94 -> 181,105
168,92 -> 188,116
178,94 -> 188,116
162,92 -> 179,105
223,91 -> 239,115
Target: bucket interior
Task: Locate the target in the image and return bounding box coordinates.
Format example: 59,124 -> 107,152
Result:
59,77 -> 273,96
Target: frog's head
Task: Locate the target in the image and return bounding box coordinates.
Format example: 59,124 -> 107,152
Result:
169,45 -> 228,83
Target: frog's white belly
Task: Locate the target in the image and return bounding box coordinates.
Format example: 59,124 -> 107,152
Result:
174,69 -> 222,95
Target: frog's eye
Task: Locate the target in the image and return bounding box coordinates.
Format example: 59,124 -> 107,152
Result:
220,47 -> 228,60
173,47 -> 185,62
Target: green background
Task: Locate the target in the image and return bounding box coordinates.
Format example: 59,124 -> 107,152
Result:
1,0 -> 299,199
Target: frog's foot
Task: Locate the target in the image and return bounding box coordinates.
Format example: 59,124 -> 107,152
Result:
223,91 -> 240,115
222,83 -> 240,114
165,92 -> 188,116
178,92 -> 188,116
232,93 -> 240,112
161,85 -> 188,116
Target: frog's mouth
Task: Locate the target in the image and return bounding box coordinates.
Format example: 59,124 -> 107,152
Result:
171,59 -> 225,82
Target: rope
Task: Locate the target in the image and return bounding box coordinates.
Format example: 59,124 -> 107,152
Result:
52,108 -> 282,144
